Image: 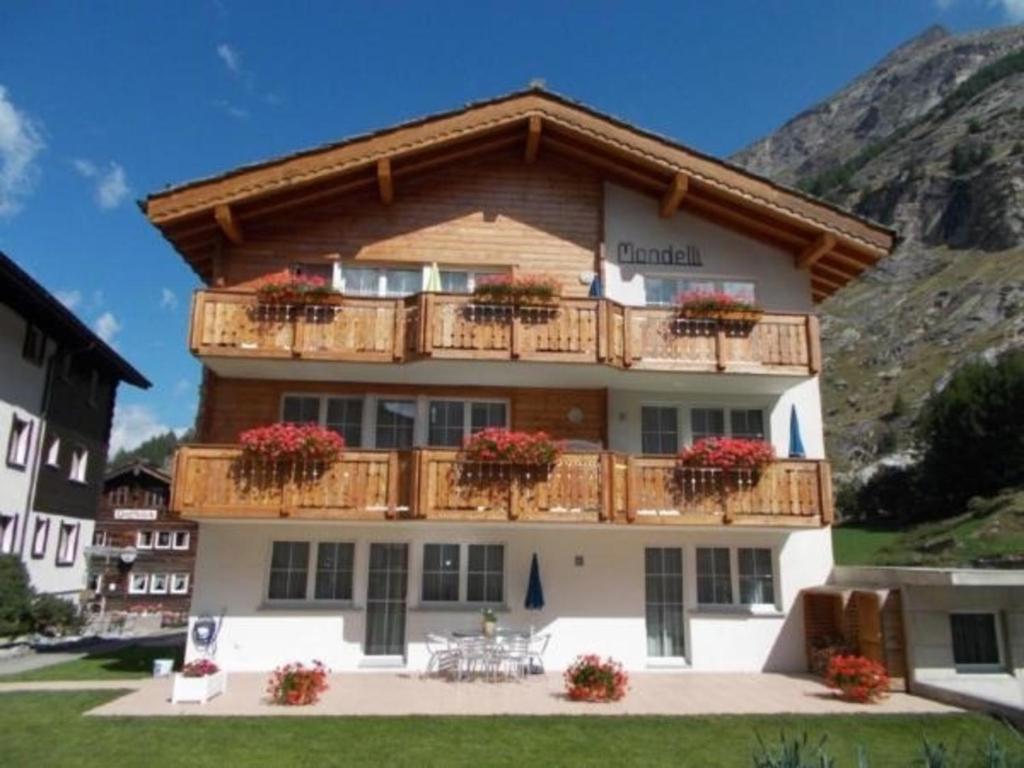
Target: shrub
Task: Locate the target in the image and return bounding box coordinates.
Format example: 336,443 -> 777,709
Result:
30,594 -> 85,637
825,655 -> 890,703
675,290 -> 761,317
240,423 -> 345,462
472,274 -> 561,306
564,654 -> 628,702
267,660 -> 329,706
181,659 -> 220,677
462,428 -> 564,466
752,732 -> 835,768
0,555 -> 34,637
678,437 -> 775,472
256,273 -> 336,304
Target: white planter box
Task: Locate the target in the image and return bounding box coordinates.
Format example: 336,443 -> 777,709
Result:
171,671 -> 227,704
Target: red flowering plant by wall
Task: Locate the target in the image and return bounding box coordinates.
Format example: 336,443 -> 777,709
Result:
462,428 -> 564,466
564,654 -> 628,702
826,655 -> 890,703
255,272 -> 337,304
181,659 -> 220,678
239,423 -> 345,463
678,437 -> 775,473
675,290 -> 762,320
472,274 -> 562,306
266,660 -> 330,706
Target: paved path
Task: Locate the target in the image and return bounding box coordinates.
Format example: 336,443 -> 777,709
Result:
0,679 -> 147,693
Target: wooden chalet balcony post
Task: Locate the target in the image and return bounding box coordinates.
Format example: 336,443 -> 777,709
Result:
510,310 -> 522,359
622,307 -> 634,367
807,314 -> 822,375
625,455 -> 638,522
386,451 -> 400,519
392,299 -> 406,362
818,461 -> 834,524
599,452 -> 613,521
508,478 -> 521,520
188,291 -> 204,355
289,307 -> 304,358
596,300 -> 609,363
418,294 -> 434,356
409,449 -> 425,518
715,324 -> 727,372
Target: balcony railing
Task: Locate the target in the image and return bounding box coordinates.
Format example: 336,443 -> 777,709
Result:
190,290 -> 820,376
171,446 -> 833,527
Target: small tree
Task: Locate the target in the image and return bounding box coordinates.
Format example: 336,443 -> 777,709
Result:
0,555 -> 34,637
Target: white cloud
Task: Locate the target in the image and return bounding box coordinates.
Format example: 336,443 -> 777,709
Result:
72,158 -> 97,177
109,403 -> 185,456
0,85 -> 45,217
215,100 -> 250,120
160,287 -> 178,310
92,311 -> 121,344
55,289 -> 83,311
999,0 -> 1024,19
73,159 -> 130,210
216,43 -> 241,74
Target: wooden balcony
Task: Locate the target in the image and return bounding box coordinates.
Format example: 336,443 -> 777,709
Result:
190,290 -> 820,376
171,446 -> 833,527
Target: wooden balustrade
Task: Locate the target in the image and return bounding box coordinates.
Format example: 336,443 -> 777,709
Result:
171,446 -> 832,527
190,290 -> 819,375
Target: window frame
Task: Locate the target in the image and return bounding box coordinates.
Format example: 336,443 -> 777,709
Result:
128,573 -> 149,594
264,539 -> 358,605
45,435 -> 61,468
438,268 -> 503,294
0,514 -> 17,555
339,264 -> 426,298
136,530 -> 154,549
69,446 -> 89,484
642,274 -> 759,307
149,573 -> 169,595
420,543 -> 463,604
170,573 -> 190,595
313,541 -> 357,602
466,543 -> 506,605
31,517 -> 49,559
154,530 -> 172,550
6,413 -> 33,470
172,531 -> 190,550
640,405 -> 680,455
54,522 -> 80,567
950,611 -> 1005,673
694,545 -> 779,611
426,397 -> 510,448
639,403 -> 771,452
22,323 -> 46,366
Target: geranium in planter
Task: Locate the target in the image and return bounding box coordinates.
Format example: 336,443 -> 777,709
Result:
256,273 -> 337,304
472,274 -> 561,306
675,290 -> 762,321
564,654 -> 628,702
826,654 -> 890,703
462,428 -> 564,466
171,658 -> 226,704
267,660 -> 330,706
678,437 -> 775,472
239,423 -> 345,463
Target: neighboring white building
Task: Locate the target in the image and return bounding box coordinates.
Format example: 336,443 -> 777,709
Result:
142,90 -> 895,673
0,251 -> 150,599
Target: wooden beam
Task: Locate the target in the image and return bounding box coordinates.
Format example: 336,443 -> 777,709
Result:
213,204 -> 244,245
659,172 -> 689,218
796,233 -> 836,270
524,116 -> 542,164
377,157 -> 394,205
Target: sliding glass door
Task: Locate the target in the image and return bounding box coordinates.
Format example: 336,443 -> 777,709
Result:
365,543 -> 408,656
645,547 -> 685,658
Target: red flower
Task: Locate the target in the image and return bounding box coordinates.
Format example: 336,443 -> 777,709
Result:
675,290 -> 760,315
462,428 -> 564,466
825,655 -> 890,703
240,423 -> 345,462
564,655 -> 628,702
473,274 -> 561,305
678,437 -> 775,471
266,660 -> 330,706
181,659 -> 219,678
255,272 -> 335,304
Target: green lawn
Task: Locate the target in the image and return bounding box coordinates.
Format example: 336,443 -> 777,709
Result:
0,642 -> 184,682
832,523 -> 903,565
2,691 -> 1022,767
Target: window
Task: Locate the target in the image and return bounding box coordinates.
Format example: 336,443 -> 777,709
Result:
738,548 -> 775,605
136,531 -> 154,549
22,324 -> 45,366
644,277 -> 757,306
69,446 -> 88,483
149,573 -> 169,594
93,530 -> 108,547
730,410 -> 766,440
691,409 -> 726,441
0,514 -> 16,554
314,542 -> 355,600
267,541 -> 310,600
696,547 -> 733,605
645,547 -> 685,657
55,522 -> 79,566
950,613 -> 1002,671
282,395 -> 320,424
172,531 -> 190,550
422,544 -> 461,602
429,400 -> 507,448
155,531 -> 172,549
325,397 -> 363,447
440,269 -> 499,294
641,406 -> 679,455
466,544 -> 504,603
342,266 -> 422,298
129,573 -> 149,594
59,352 -> 73,381
470,402 -> 507,433
375,399 -> 416,449
31,517 -> 49,558
170,573 -> 190,594
7,414 -> 32,469
45,436 -> 61,468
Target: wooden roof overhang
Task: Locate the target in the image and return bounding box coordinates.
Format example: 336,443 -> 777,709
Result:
143,90 -> 896,302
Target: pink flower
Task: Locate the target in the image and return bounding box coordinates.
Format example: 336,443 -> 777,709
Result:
240,423 -> 345,462
678,437 -> 775,471
462,428 -> 564,465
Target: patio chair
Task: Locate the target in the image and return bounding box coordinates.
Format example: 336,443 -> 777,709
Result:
526,632 -> 550,674
500,634 -> 531,679
424,634 -> 460,679
457,636 -> 499,681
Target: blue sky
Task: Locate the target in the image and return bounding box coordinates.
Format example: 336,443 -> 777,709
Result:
0,0 -> 1020,453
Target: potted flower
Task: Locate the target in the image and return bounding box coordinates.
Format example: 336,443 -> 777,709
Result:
255,273 -> 337,305
462,428 -> 564,467
171,658 -> 226,704
267,660 -> 330,706
826,654 -> 890,703
481,608 -> 497,638
675,290 -> 763,322
678,437 -> 775,473
239,423 -> 345,463
564,654 -> 628,702
472,274 -> 561,307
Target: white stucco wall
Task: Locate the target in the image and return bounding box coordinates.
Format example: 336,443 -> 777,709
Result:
186,520 -> 833,673
601,183 -> 813,312
21,512 -> 94,596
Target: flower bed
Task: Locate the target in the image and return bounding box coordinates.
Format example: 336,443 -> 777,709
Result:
678,437 -> 775,472
239,423 -> 345,462
462,428 -> 564,466
564,654 -> 628,702
181,659 -> 220,678
826,654 -> 890,703
256,274 -> 336,304
675,290 -> 762,321
472,274 -> 561,306
267,660 -> 329,706
172,659 -> 226,704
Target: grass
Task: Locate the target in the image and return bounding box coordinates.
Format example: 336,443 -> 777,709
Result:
2,690 -> 1022,767
832,523 -> 903,566
0,642 -> 184,682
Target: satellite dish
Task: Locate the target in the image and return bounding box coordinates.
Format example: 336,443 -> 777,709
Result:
119,548 -> 138,565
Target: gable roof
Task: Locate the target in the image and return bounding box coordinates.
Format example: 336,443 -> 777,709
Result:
105,459 -> 171,485
143,88 -> 896,302
0,251 -> 150,388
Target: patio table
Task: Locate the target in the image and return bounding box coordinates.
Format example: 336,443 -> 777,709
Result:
448,630 -> 530,680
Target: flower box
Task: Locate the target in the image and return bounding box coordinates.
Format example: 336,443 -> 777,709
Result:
256,274 -> 337,305
675,290 -> 763,322
472,274 -> 561,307
171,669 -> 226,704
239,423 -> 345,463
462,428 -> 564,467
678,437 -> 775,472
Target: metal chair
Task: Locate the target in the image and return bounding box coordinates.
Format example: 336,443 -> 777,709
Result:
526,632 -> 551,674
457,636 -> 495,681
424,634 -> 460,678
500,634 -> 531,679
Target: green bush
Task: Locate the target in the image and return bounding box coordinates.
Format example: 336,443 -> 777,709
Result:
30,593 -> 85,637
0,555 -> 34,637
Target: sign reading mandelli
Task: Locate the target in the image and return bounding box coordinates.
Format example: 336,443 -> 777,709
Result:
616,241 -> 703,267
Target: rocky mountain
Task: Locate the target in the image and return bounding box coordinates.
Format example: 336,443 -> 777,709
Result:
732,24 -> 1024,475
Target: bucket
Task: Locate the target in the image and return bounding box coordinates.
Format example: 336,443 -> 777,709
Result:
153,658 -> 174,677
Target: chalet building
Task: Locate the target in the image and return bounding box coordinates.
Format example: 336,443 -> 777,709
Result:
143,90 -> 894,673
0,251 -> 150,599
86,461 -> 196,614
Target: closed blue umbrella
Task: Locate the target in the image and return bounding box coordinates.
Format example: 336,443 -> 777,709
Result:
588,275 -> 603,298
524,553 -> 545,610
788,404 -> 806,459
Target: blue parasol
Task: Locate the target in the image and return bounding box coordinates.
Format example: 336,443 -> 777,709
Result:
524,553 -> 545,610
788,404 -> 806,459
588,275 -> 603,298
